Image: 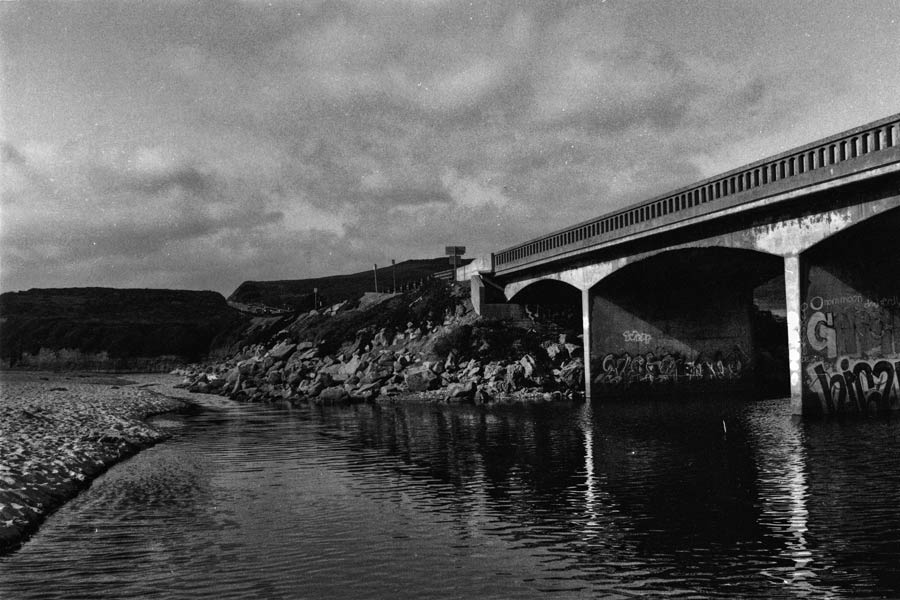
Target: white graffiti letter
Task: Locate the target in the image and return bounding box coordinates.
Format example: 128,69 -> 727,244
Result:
807,311 -> 837,358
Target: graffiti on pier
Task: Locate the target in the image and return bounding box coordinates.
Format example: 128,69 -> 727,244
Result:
622,330 -> 652,344
594,347 -> 746,387
802,290 -> 900,411
807,357 -> 900,412
803,297 -> 900,358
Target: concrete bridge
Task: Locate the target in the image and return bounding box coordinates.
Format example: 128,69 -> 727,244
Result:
459,113 -> 900,416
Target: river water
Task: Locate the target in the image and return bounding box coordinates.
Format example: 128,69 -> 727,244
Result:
2,394 -> 900,599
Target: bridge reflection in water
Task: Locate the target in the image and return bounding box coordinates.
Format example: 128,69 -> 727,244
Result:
2,397 -> 900,598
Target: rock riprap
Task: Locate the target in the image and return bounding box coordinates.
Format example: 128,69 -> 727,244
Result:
175,287 -> 586,406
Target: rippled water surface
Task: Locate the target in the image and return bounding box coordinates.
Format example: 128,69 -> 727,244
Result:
3,395 -> 900,599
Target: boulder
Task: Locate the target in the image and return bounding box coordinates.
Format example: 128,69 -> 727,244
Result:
360,368 -> 392,385
237,357 -> 260,376
444,350 -> 458,371
406,366 -> 441,391
297,348 -> 319,361
375,351 -> 396,366
315,372 -> 335,388
545,343 -> 565,362
286,370 -> 304,386
373,328 -> 395,347
319,363 -> 348,382
339,355 -> 364,377
519,354 -> 538,379
463,359 -> 482,378
558,358 -> 585,389
444,381 -> 476,403
474,389 -> 493,405
306,380 -> 325,397
484,362 -> 505,381
268,341 -> 297,361
505,362 -> 526,390
356,381 -> 382,396
224,367 -> 240,386
318,386 -> 350,404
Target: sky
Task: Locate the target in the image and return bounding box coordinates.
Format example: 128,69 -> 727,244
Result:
2,1 -> 899,296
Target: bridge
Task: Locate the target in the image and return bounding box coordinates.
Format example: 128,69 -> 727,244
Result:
458,113 -> 900,416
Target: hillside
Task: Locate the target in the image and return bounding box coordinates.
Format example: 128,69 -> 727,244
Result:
0,288 -> 246,371
228,257 -> 470,311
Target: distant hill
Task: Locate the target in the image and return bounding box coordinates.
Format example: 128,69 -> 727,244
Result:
0,258 -> 472,370
0,288 -> 246,370
228,257 -> 471,311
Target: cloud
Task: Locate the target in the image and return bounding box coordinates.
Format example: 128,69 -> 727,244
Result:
440,168 -> 518,211
1,143 -> 26,165
3,0 -> 898,294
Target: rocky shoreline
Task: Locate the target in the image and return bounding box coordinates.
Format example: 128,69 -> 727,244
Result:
0,372 -> 192,555
174,286 -> 587,407
0,283 -> 585,554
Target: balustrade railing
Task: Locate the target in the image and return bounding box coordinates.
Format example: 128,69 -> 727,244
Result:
494,114 -> 900,271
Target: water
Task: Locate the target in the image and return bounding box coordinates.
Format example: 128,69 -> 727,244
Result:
2,395 -> 900,599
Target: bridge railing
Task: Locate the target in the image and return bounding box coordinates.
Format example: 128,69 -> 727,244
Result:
494,113 -> 900,273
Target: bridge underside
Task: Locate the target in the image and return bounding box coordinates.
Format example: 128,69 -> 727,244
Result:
801,210 -> 900,414
588,248 -> 786,399
486,190 -> 900,416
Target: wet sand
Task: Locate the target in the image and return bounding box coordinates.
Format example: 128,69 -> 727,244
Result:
0,371 -> 196,554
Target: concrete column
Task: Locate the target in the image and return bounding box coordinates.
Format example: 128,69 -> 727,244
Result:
783,254 -> 804,415
469,275 -> 485,316
582,287 -> 592,401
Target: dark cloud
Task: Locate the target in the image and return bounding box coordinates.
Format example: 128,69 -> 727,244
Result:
1,143 -> 26,165
89,164 -> 215,196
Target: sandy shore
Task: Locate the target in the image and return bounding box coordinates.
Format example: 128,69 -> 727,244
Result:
0,371 -> 197,554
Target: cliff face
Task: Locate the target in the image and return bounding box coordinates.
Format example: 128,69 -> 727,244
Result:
0,288 -> 247,370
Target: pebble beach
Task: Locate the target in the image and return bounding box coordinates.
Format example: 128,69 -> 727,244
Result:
0,371 -> 195,554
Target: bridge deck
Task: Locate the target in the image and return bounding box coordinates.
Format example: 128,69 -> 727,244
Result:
494,113 -> 900,276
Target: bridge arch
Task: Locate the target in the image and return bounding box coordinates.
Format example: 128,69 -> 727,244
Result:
586,247 -> 789,398
793,204 -> 900,414
503,277 -> 583,336
802,202 -> 900,256
503,241 -> 784,299
506,278 -> 581,304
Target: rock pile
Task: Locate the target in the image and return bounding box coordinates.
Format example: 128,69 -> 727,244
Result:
175,292 -> 586,406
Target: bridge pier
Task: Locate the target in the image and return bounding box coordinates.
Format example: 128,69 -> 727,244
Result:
783,254 -> 804,416
582,288 -> 592,401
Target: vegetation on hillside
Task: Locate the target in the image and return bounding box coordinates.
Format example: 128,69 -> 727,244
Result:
0,288 -> 246,369
228,257 -> 470,311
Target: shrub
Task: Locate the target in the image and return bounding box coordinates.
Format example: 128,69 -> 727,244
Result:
432,324 -> 473,359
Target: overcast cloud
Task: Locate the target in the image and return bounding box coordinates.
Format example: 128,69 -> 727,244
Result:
2,1 -> 899,295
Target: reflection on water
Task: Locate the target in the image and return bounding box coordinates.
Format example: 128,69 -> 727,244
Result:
3,396 -> 900,598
